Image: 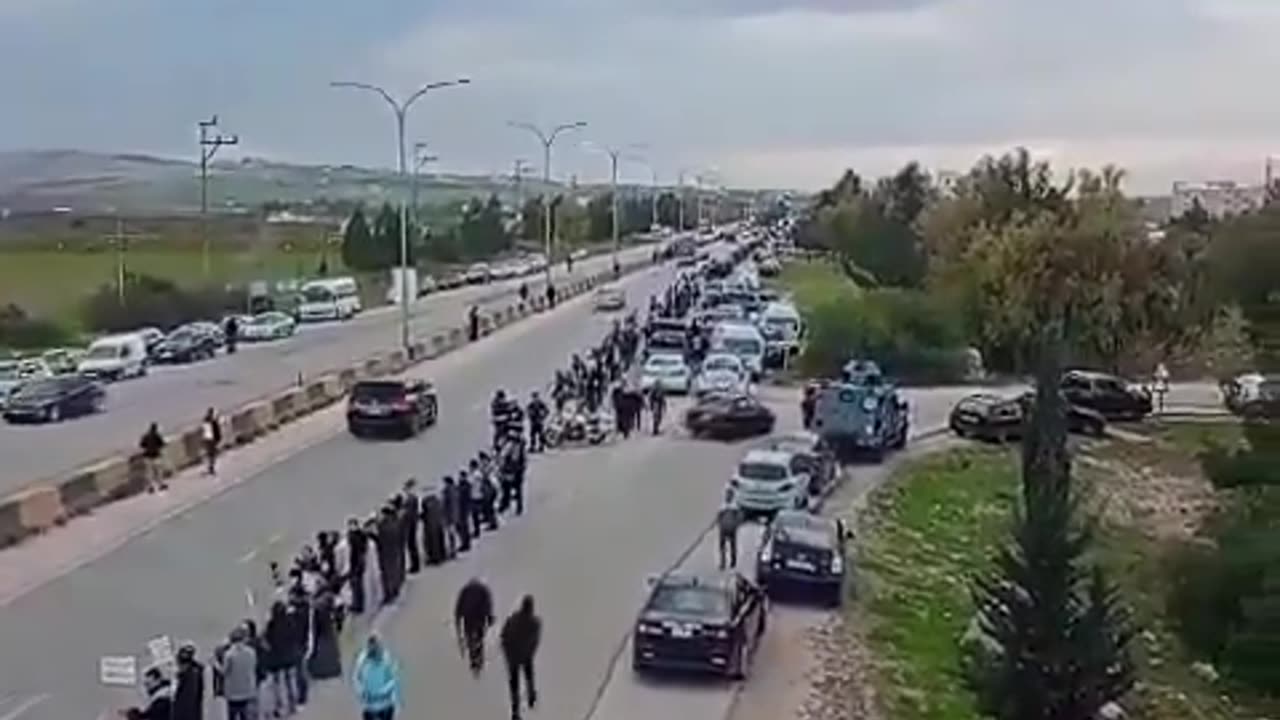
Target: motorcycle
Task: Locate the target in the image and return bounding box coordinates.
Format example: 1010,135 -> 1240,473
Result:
544,402 -> 611,448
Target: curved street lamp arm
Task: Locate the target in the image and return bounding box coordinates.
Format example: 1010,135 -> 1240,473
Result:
509,121 -> 551,147
330,81 -> 399,114
405,78 -> 471,113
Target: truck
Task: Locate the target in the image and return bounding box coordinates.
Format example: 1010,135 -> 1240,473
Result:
811,360 -> 909,462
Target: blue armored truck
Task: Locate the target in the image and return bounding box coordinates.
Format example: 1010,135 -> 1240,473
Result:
811,360 -> 909,462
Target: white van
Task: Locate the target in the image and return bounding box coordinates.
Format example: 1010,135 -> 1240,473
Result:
77,333 -> 148,381
299,277 -> 361,322
711,323 -> 767,379
760,302 -> 804,361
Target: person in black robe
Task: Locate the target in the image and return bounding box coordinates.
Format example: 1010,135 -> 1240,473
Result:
375,506 -> 400,605
346,517 -> 369,614
173,643 -> 205,720
454,578 -> 495,676
456,471 -> 475,552
401,481 -> 422,575
441,476 -> 460,558
421,491 -> 447,566
307,583 -> 343,681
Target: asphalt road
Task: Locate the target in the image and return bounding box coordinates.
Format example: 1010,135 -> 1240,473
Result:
0,245 -> 654,495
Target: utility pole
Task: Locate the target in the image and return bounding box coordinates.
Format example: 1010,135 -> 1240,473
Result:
198,116 -> 238,278
331,77 -> 471,351
103,216 -> 155,307
509,121 -> 588,284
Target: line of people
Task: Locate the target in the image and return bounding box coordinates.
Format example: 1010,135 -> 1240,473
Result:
124,270 -> 701,720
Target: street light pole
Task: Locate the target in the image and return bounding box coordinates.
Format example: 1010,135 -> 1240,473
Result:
331,78 -> 470,351
509,121 -> 587,285
198,116 -> 238,278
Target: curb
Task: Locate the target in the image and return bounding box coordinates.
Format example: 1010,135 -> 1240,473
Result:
0,259 -> 654,550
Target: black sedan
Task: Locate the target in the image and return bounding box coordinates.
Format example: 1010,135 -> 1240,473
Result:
3,375 -> 105,423
347,379 -> 439,438
756,510 -> 850,606
1061,370 -> 1152,421
949,392 -> 1106,441
632,572 -> 767,679
152,327 -> 219,364
684,392 -> 776,440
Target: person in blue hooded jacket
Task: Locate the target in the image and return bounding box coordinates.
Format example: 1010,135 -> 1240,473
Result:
352,634 -> 401,720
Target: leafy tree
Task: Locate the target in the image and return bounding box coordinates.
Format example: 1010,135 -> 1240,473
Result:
453,195 -> 511,259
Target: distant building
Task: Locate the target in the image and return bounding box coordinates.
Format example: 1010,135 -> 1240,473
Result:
936,170 -> 963,196
1170,180 -> 1266,219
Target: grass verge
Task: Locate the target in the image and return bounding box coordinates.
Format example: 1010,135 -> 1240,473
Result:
856,445 -> 1018,720
776,259 -> 860,313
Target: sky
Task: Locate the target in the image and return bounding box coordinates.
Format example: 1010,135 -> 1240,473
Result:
4,0 -> 1280,194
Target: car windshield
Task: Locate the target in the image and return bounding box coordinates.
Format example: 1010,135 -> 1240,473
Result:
13,377 -> 76,400
738,461 -> 788,481
84,344 -> 123,360
648,584 -> 729,618
704,356 -> 741,373
647,356 -> 683,369
352,382 -> 406,402
167,329 -> 197,342
0,363 -> 17,380
721,337 -> 762,355
303,287 -> 334,302
249,314 -> 277,325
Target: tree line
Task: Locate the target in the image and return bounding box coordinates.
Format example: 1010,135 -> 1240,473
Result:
794,147 -> 1278,717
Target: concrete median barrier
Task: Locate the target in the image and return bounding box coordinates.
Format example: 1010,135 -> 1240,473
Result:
57,468 -> 104,517
386,349 -> 408,372
86,456 -> 136,503
271,388 -> 306,423
362,357 -> 386,378
0,494 -> 25,548
305,378 -> 337,410
17,486 -> 64,534
449,328 -> 464,347
337,367 -> 359,391
230,403 -> 267,445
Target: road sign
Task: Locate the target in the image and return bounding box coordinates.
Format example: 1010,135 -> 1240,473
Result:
99,656 -> 137,687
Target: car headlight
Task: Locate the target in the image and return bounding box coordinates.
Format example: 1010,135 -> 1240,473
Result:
638,622 -> 664,635
708,627 -> 730,640
830,555 -> 843,573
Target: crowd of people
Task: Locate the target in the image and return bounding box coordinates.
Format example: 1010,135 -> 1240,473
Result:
122,267 -> 713,720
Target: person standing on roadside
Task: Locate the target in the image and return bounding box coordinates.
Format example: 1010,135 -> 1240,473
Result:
345,518 -> 368,615
527,391 -> 548,453
400,480 -> 422,575
216,626 -> 258,720
648,383 -> 666,435
375,507 -> 399,605
455,471 -> 475,553
441,475 -> 461,557
264,600 -> 298,717
352,635 -> 401,720
286,587 -> 312,708
201,409 -> 222,476
173,642 -> 205,720
716,493 -> 744,570
500,595 -> 542,720
454,578 -> 495,676
139,422 -> 167,492
468,305 -> 481,343
421,490 -> 446,566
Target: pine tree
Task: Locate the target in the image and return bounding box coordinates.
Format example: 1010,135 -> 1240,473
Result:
969,328 -> 1135,720
340,206 -> 375,270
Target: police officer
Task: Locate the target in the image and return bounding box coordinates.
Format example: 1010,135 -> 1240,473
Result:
454,578 -> 495,676
441,475 -> 461,557
648,383 -> 667,435
401,480 -> 422,575
454,472 -> 474,553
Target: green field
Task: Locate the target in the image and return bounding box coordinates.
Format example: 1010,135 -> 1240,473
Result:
776,258 -> 861,313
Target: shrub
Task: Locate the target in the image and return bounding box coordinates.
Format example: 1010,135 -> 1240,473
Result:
80,273 -> 246,333
799,288 -> 969,383
0,304 -> 74,349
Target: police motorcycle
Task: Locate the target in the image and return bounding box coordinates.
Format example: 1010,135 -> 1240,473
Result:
544,398 -> 611,448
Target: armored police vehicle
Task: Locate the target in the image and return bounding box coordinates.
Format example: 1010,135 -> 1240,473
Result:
810,360 -> 909,462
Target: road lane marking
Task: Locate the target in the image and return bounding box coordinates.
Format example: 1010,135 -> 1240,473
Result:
236,532 -> 285,564
0,694 -> 48,720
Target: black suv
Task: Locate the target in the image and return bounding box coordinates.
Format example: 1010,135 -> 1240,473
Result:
756,510 -> 849,606
632,572 -> 767,679
347,379 -> 439,439
1061,370 -> 1152,421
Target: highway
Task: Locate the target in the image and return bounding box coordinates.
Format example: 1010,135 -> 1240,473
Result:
0,245 -> 653,495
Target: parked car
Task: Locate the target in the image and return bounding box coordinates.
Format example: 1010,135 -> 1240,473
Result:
464,263 -> 491,285
0,360 -> 22,410
685,392 -> 776,440
641,353 -> 692,394
631,572 -> 768,679
40,348 -> 83,375
3,374 -> 105,423
593,285 -> 627,312
1237,380 -> 1280,420
347,379 -> 439,439
756,510 -> 850,606
241,311 -> 298,342
1222,372 -> 1271,415
729,448 -> 812,517
1060,370 -> 1152,421
152,326 -> 219,364
16,358 -> 53,381
760,431 -> 839,499
948,392 -> 1107,441
693,353 -> 748,397
187,321 -> 226,349
418,274 -> 439,296
77,333 -> 149,381
137,327 -> 166,355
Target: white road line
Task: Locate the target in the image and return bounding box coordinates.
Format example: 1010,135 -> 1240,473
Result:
245,588 -> 256,610
0,694 -> 48,720
236,532 -> 286,565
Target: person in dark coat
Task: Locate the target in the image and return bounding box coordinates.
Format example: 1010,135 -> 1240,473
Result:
441,476 -> 461,557
455,472 -> 475,553
307,583 -> 343,681
346,517 -> 369,614
421,491 -> 447,566
173,643 -> 205,720
454,578 -> 495,676
401,480 -> 422,575
527,392 -> 548,453
375,506 -> 400,605
479,466 -> 500,532
264,600 -> 298,716
139,422 -> 167,493
801,383 -> 817,429
611,384 -> 628,437
648,384 -> 667,435
468,305 -> 481,342
124,667 -> 173,720
286,587 -> 312,707
501,595 -> 542,720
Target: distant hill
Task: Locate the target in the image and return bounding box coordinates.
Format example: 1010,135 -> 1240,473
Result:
0,149 -> 558,216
